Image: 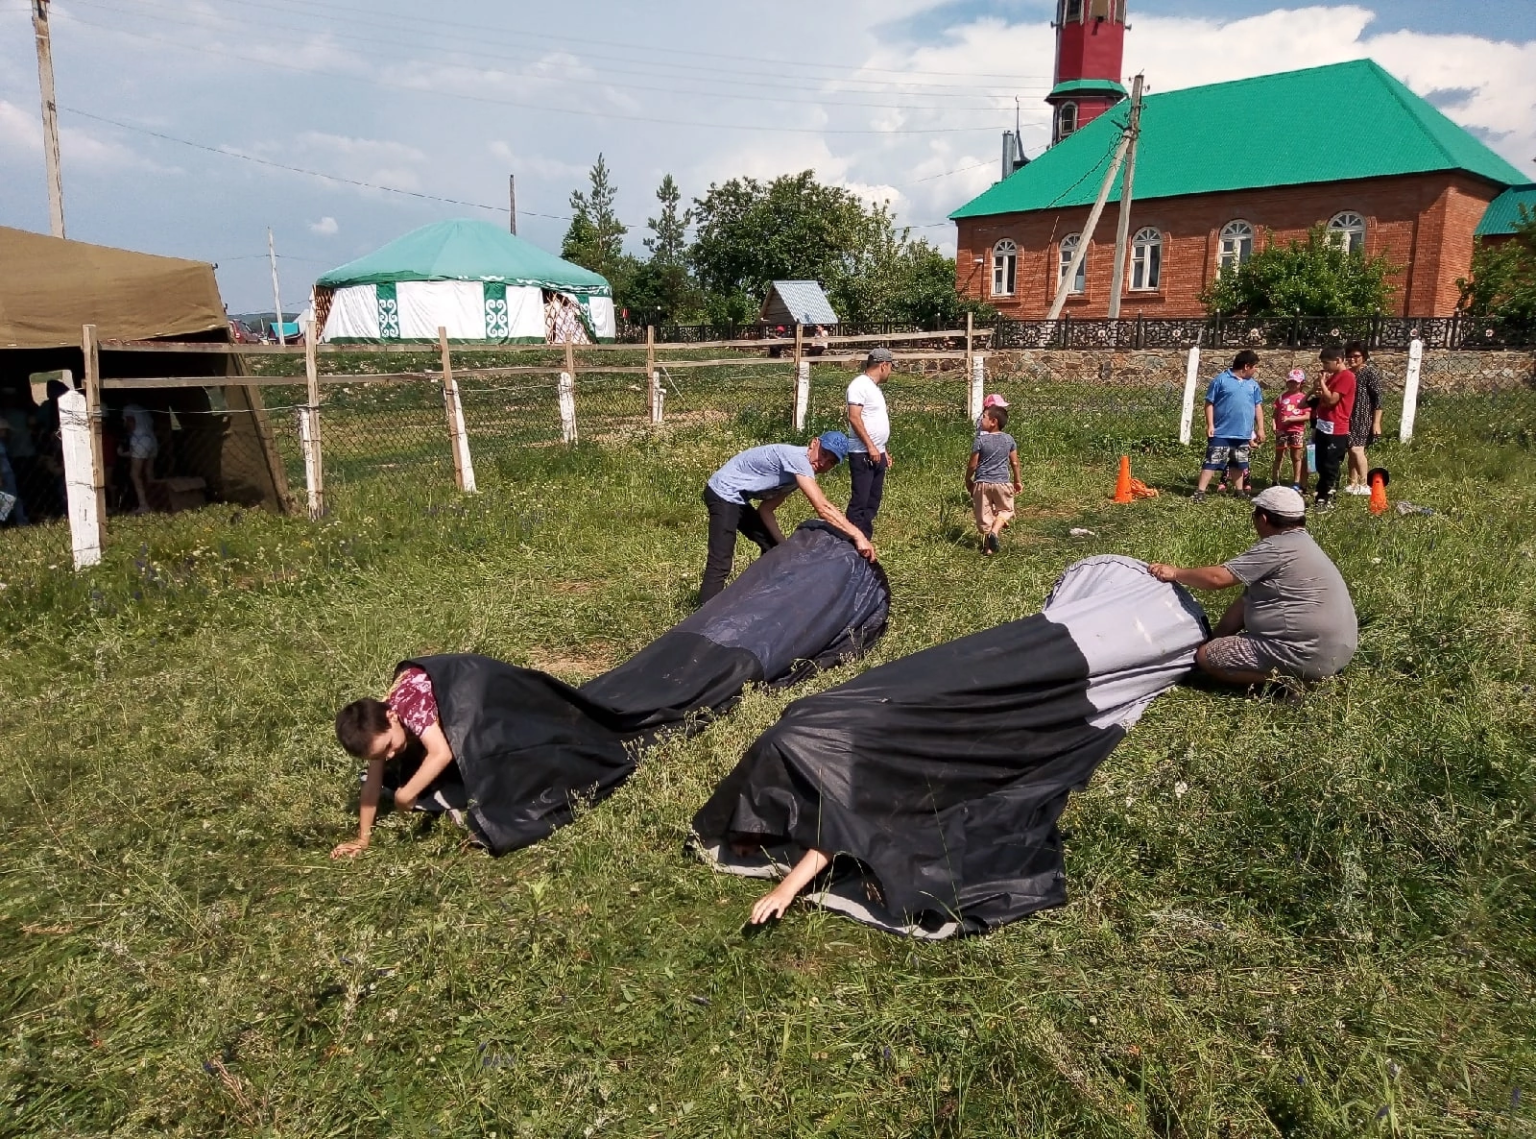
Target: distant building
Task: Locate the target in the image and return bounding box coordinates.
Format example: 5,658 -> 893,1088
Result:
1476,184 -> 1536,247
951,2 -> 1529,319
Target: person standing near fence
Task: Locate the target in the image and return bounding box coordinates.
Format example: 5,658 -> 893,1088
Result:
698,431 -> 874,603
1343,341 -> 1383,495
845,347 -> 894,538
1309,347 -> 1356,508
1191,350 -> 1265,503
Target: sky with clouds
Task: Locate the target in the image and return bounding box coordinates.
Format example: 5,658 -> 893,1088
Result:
1,0 -> 1532,311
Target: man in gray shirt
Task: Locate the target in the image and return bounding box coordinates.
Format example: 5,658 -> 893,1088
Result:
1147,486 -> 1357,685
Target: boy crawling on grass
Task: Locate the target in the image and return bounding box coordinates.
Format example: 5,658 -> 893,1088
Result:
330,667 -> 457,858
966,405 -> 1022,556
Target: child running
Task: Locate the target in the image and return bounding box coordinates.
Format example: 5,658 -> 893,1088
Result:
1271,368 -> 1310,492
966,405 -> 1022,556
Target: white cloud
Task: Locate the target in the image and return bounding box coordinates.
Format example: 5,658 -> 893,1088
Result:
0,100 -> 178,174
309,215 -> 339,235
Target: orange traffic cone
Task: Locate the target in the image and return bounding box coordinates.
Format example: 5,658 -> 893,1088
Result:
1367,466 -> 1390,515
1113,455 -> 1133,503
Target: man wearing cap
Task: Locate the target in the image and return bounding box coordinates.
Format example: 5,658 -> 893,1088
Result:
698,431 -> 875,603
1147,486 -> 1357,685
845,348 -> 894,539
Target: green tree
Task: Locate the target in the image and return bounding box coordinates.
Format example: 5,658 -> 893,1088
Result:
1201,225 -> 1397,318
1457,208 -> 1536,323
622,174 -> 700,325
643,174 -> 691,266
562,154 -> 628,281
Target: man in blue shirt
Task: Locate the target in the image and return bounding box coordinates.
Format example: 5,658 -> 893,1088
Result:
699,431 -> 875,602
1192,350 -> 1266,503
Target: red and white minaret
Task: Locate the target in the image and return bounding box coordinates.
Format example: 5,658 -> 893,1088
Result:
1047,0 -> 1128,145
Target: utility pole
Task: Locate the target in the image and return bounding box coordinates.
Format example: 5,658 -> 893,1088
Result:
32,0 -> 65,237
1044,125 -> 1131,322
508,174 -> 518,236
1107,73 -> 1146,319
268,227 -> 287,346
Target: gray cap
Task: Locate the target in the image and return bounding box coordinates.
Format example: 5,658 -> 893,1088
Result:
866,347 -> 895,364
1253,485 -> 1306,519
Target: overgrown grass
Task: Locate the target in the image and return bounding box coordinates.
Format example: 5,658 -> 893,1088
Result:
2,385 -> 1534,1137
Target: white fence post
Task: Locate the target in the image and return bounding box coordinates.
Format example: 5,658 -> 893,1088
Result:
969,354 -> 985,421
58,384 -> 102,569
558,372 -> 578,444
438,327 -> 476,493
794,360 -> 811,432
298,405 -> 322,519
1179,345 -> 1202,445
649,370 -> 664,425
1399,337 -> 1423,443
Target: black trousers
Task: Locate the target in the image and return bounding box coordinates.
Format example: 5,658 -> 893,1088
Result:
1313,432 -> 1349,503
846,452 -> 888,539
699,486 -> 778,603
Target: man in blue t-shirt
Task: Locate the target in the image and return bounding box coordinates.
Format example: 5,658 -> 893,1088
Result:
699,431 -> 875,603
1193,350 -> 1266,503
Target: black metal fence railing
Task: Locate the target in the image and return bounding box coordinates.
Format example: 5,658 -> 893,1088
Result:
990,314 -> 1536,351
613,320 -> 944,344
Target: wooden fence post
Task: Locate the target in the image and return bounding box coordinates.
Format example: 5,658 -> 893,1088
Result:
80,324 -> 107,545
794,360 -> 811,432
964,312 -> 974,416
57,380 -> 102,569
559,339 -> 578,444
1179,344 -> 1202,445
438,326 -> 476,493
1399,337 -> 1423,443
645,325 -> 656,420
303,321 -> 325,519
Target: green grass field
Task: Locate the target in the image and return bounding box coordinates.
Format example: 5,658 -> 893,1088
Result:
1,375 -> 1533,1137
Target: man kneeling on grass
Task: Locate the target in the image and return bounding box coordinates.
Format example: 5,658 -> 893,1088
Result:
699,431 -> 875,603
1147,486 -> 1357,686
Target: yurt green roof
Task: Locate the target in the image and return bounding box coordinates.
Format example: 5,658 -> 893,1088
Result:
952,60 -> 1527,220
317,219 -> 611,295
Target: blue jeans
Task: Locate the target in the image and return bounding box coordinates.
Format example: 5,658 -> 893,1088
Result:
0,451 -> 27,526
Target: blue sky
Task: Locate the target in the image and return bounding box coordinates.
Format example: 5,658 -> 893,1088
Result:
2,1 -> 1532,311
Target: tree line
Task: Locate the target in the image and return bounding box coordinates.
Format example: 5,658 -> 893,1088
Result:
557,154 -> 994,329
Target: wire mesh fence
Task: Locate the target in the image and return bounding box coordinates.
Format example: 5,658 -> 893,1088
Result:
3,337 -> 1531,569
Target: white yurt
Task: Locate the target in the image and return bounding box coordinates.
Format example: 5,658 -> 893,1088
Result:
314,219 -> 616,343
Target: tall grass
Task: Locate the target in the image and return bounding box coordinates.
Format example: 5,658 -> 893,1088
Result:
1,386 -> 1533,1137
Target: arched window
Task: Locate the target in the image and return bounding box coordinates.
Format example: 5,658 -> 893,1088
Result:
1328,211 -> 1366,255
1057,102 -> 1078,140
1218,220 -> 1254,275
1130,227 -> 1162,291
992,238 -> 1017,297
1059,233 -> 1086,294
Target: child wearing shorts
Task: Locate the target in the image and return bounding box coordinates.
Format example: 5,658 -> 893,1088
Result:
966,405 -> 1022,556
1192,350 -> 1265,503
1271,368 -> 1310,492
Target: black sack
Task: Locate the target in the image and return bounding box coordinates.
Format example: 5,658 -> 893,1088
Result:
691,555 -> 1208,938
402,521 -> 890,855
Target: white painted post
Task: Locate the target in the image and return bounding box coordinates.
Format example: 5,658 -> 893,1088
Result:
649,370 -> 664,425
58,385 -> 102,569
1179,345 -> 1202,445
1399,337 -> 1423,443
298,405 -> 322,519
794,360 -> 811,432
438,327 -> 476,493
558,371 -> 578,444
969,353 -> 985,421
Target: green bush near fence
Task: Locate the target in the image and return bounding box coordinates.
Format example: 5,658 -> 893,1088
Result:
0,382 -> 1533,1137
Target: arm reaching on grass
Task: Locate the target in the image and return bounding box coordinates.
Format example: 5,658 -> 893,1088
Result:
392,721 -> 455,814
793,475 -> 876,561
756,490 -> 792,545
331,757 -> 385,859
749,847 -> 833,924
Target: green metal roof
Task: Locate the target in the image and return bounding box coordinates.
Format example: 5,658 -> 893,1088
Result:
1476,184 -> 1536,237
1048,78 -> 1128,98
316,218 -> 611,295
952,60 -> 1527,220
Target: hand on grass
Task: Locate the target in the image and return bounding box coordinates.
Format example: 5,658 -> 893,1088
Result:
1147,563 -> 1179,583
749,881 -> 800,925
330,838 -> 368,859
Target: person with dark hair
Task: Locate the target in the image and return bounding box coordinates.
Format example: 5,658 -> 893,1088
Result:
699,431 -> 873,603
1343,342 -> 1384,495
331,667 -> 457,858
1149,486 -> 1356,686
1192,349 -> 1265,503
1309,347 -> 1356,506
966,404 -> 1021,555
845,348 -> 894,539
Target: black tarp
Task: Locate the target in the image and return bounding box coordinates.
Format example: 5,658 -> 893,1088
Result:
691,555 -> 1209,938
394,521 -> 889,854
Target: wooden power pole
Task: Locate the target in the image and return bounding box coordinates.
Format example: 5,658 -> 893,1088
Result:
508,174 -> 518,236
32,0 -> 66,237
1044,124 -> 1131,322
1107,73 -> 1146,319
267,228 -> 287,346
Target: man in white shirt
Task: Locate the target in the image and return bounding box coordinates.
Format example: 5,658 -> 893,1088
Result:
845,347 -> 893,538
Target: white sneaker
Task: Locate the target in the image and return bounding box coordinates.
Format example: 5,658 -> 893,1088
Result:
1345,484 -> 1370,495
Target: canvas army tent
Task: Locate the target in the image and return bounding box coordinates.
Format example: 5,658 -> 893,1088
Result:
314,219 -> 616,343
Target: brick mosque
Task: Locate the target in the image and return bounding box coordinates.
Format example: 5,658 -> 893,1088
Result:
951,0 -> 1535,319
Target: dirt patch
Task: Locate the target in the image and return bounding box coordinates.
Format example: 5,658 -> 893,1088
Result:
528,646 -> 616,680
